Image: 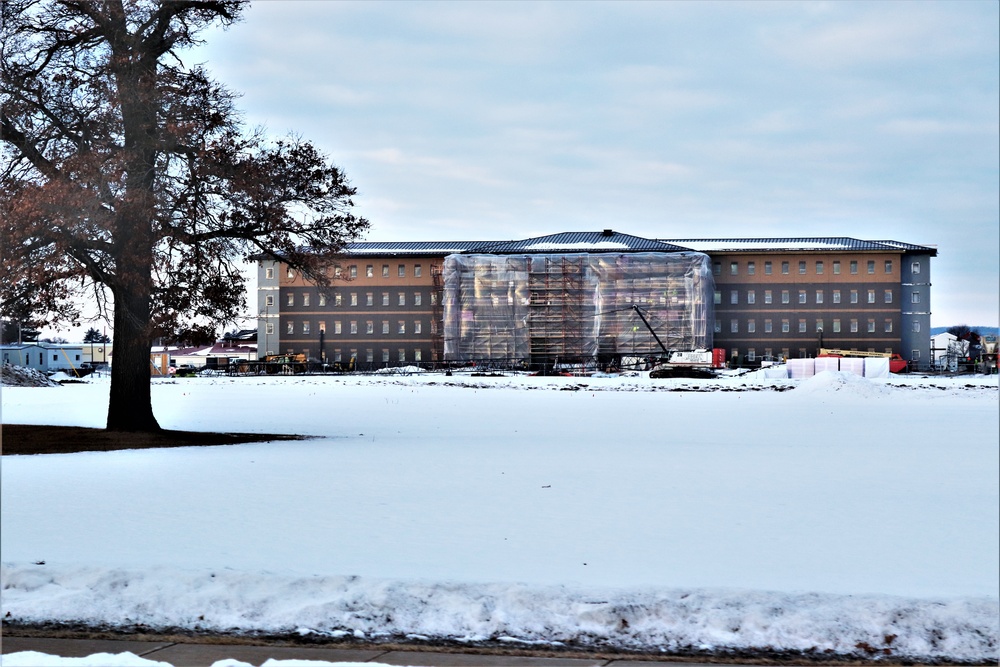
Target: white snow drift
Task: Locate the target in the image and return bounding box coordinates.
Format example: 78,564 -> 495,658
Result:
1,371 -> 998,662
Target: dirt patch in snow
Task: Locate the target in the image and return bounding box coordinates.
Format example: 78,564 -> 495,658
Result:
1,425 -> 306,456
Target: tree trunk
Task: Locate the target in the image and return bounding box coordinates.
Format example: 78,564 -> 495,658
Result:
106,280 -> 160,432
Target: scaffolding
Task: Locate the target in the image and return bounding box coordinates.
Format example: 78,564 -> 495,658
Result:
442,252 -> 714,365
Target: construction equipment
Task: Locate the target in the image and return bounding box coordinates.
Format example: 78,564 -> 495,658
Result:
818,348 -> 908,373
632,306 -> 726,378
951,332 -> 998,374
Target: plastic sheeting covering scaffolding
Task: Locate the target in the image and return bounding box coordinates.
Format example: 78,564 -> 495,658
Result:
442,252 -> 714,364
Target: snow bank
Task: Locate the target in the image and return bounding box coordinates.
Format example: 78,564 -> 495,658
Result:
794,370 -> 895,397
2,564 -> 997,662
0,365 -> 58,387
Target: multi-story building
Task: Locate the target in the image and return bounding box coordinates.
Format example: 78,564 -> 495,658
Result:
257,231 -> 937,370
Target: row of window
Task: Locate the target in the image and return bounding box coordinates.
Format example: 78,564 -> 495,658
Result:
728,347 -> 908,361
714,258 -> 920,277
715,288 -> 920,306
268,264 -> 426,280
268,290 -> 433,308
270,319 -> 434,337
716,317 -> 904,335
297,348 -> 426,364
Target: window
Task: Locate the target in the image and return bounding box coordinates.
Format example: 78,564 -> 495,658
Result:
287,293 -> 294,306
730,319 -> 739,333
885,260 -> 893,274
713,262 -> 721,276
382,265 -> 390,278
798,260 -> 806,275
782,319 -> 790,333
747,319 -> 756,333
303,321 -> 310,335
912,261 -> 921,274
867,319 -> 876,333
850,290 -> 858,304
382,349 -> 390,363
911,292 -> 920,304
366,292 -> 374,306
798,319 -> 807,333
398,321 -> 405,334
850,319 -> 858,333
287,267 -> 295,278
815,319 -> 823,333
414,264 -> 422,278
911,349 -> 920,360
833,319 -> 841,333
265,267 -> 274,279
414,293 -> 422,306
884,319 -> 893,333
747,290 -> 755,304
912,321 -> 920,333
833,261 -> 841,275
816,261 -> 824,275
414,321 -> 422,334
832,290 -> 841,304
398,264 -> 406,277
398,292 -> 406,306
781,290 -> 790,304
764,319 -> 773,333
764,290 -> 772,304
319,321 -> 326,333
414,349 -> 422,362
349,265 -> 358,279
319,294 -> 326,307
764,261 -> 772,275
366,265 -> 374,278
265,322 -> 274,335
798,290 -> 807,304
430,292 -> 437,306
730,290 -> 739,305
781,261 -> 789,275
265,295 -> 274,307
747,261 -> 755,275
730,261 -> 738,275
350,293 -> 358,306
350,321 -> 357,334
714,319 -> 722,333
382,292 -> 390,306
335,293 -> 342,306
398,349 -> 406,362
366,349 -> 373,363
366,321 -> 374,334
334,349 -> 342,362
884,290 -> 892,303
303,293 -> 310,307
286,321 -> 294,334
850,260 -> 858,274
714,291 -> 722,305
747,349 -> 756,361
731,348 -> 739,359
334,321 -> 342,334
867,290 -> 875,304
867,260 -> 875,274
334,266 -> 342,278
815,290 -> 823,304
382,320 -> 389,334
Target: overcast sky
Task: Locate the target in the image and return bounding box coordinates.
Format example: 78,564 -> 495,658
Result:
184,1 -> 998,328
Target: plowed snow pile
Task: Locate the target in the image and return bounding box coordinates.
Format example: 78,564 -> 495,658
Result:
794,370 -> 895,397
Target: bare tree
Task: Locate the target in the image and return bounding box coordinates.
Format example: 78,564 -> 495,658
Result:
1,0 -> 368,431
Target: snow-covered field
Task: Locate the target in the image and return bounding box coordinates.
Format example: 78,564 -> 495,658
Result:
2,371 -> 998,663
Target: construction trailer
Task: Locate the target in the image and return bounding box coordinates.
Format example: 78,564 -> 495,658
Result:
442,252 -> 714,369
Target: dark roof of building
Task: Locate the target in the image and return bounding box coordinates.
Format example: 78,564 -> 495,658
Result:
342,241 -> 487,256
468,230 -> 690,254
664,237 -> 937,255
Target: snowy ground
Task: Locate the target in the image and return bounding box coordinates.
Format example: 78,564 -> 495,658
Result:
2,371 -> 998,663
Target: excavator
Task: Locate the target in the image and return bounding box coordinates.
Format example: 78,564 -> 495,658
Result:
631,306 -> 727,378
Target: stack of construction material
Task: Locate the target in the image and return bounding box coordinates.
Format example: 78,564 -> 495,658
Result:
864,357 -> 891,378
787,358 -> 816,378
839,357 -> 865,376
442,252 -> 714,363
814,357 -> 840,373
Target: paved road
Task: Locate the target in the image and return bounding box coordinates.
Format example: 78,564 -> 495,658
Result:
1,636 -> 757,667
